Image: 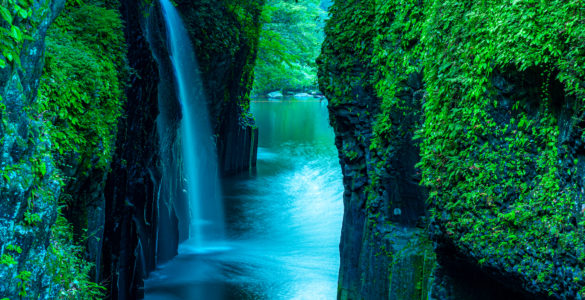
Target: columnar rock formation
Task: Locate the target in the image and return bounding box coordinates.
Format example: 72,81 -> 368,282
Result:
104,0 -> 263,297
0,0 -> 261,297
319,1 -> 585,299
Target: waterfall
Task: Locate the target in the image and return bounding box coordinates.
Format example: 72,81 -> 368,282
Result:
160,0 -> 225,251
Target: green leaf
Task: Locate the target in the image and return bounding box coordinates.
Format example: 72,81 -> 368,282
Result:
18,9 -> 27,19
39,162 -> 46,177
12,53 -> 20,67
18,0 -> 32,7
0,6 -> 12,24
10,25 -> 22,42
2,173 -> 9,184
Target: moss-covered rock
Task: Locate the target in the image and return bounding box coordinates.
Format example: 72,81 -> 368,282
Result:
0,0 -> 264,297
99,0 -> 264,297
319,0 -> 585,299
38,2 -> 128,283
420,2 -> 585,298
0,0 -> 66,297
175,0 -> 262,175
318,1 -> 433,299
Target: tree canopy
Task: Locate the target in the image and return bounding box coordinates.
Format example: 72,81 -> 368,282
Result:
252,0 -> 327,95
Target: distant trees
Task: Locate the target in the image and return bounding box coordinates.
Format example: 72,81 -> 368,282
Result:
253,0 -> 327,95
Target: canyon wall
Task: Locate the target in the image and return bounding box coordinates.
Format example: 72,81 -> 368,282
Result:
0,0 -> 68,297
319,1 -> 585,299
0,0 -> 261,298
103,0 -> 263,297
173,0 -> 262,176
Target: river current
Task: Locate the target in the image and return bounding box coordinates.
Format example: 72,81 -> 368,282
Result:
145,97 -> 343,300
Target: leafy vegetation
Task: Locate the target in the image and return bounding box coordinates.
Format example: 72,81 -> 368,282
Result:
173,0 -> 263,117
39,0 -> 127,171
253,0 -> 327,95
419,2 -> 585,297
0,0 -> 265,297
0,0 -> 33,69
47,212 -> 106,298
319,0 -> 585,297
31,0 -> 126,296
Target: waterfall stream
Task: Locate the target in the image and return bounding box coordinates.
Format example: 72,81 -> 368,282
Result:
160,0 -> 225,251
146,98 -> 343,299
152,2 -> 343,299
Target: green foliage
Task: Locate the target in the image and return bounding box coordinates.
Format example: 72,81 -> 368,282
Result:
47,212 -> 106,298
253,0 -> 326,94
174,0 -> 263,116
33,0 -> 126,297
0,0 -> 33,69
317,0 -> 377,106
16,270 -> 31,297
39,0 -> 127,171
23,210 -> 41,226
319,0 -> 585,297
0,253 -> 16,266
6,244 -> 22,254
418,2 -> 585,296
225,0 -> 261,36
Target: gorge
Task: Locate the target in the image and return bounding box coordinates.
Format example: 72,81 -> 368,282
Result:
0,0 -> 584,299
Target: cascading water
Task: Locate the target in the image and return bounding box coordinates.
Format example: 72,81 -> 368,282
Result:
160,0 -> 225,251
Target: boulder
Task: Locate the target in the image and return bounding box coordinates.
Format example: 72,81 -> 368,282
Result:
294,92 -> 311,98
267,91 -> 283,98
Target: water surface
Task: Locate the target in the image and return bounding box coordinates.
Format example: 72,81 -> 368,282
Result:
145,97 -> 343,300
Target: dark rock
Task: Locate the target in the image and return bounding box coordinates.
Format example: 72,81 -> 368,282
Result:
0,0 -> 65,298
101,1 -> 164,298
99,1 -> 263,298
172,0 -> 262,176
317,2 -> 584,299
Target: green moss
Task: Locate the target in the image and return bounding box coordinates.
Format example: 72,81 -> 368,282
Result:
319,0 -> 585,297
318,1 -> 377,107
46,213 -> 106,298
0,0 -> 35,69
175,0 -> 263,123
39,0 -> 127,171
419,1 -> 585,296
32,0 -> 127,295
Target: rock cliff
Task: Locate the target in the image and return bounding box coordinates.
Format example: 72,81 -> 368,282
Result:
319,1 -> 585,299
0,0 -> 261,298
173,0 -> 261,176
101,0 -> 263,297
0,0 -> 70,297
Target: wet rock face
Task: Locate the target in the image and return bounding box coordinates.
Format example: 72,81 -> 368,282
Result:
101,1 -> 163,299
329,78 -> 378,300
174,0 -> 261,176
321,67 -> 432,300
99,1 -> 263,297
0,0 -> 258,298
428,67 -> 585,299
320,1 -> 585,299
0,0 -> 65,298
318,2 -> 434,298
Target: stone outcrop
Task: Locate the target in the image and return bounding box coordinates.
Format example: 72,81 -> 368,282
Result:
0,0 -> 261,298
318,7 -> 434,296
174,0 -> 261,176
100,1 -> 163,298
99,0 -> 262,297
0,0 -> 65,297
319,1 -> 585,299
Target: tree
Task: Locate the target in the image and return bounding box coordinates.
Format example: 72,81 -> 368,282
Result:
253,0 -> 327,95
